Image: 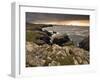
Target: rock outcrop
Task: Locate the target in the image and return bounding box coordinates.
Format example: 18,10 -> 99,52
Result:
79,36 -> 89,51
26,30 -> 51,45
26,42 -> 89,67
26,23 -> 89,67
52,34 -> 70,46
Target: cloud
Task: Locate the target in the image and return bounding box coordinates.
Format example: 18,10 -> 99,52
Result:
26,12 -> 89,26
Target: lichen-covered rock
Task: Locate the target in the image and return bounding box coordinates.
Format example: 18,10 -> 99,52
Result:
49,61 -> 60,66
26,30 -> 51,45
26,42 -> 89,67
69,47 -> 89,64
26,42 -> 39,52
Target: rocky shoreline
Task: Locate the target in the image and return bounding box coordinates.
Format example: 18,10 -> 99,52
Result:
26,42 -> 89,67
26,23 -> 89,67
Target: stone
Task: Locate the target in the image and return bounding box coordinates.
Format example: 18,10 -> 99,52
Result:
79,36 -> 89,51
52,34 -> 70,46
73,57 -> 79,65
82,60 -> 88,64
49,61 -> 60,66
76,56 -> 82,64
26,42 -> 39,52
26,42 -> 89,67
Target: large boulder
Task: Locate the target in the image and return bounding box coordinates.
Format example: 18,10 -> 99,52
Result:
52,34 -> 70,46
39,35 -> 51,44
79,36 -> 89,51
42,30 -> 52,36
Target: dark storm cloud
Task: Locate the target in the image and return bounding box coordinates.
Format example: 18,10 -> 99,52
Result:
26,12 -> 89,23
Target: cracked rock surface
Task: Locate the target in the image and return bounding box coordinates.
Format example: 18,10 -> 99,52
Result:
26,42 -> 89,67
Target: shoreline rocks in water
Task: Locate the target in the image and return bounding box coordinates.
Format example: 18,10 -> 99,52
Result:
26,29 -> 74,46
26,23 -> 89,67
52,33 -> 70,46
26,42 -> 89,67
79,36 -> 89,51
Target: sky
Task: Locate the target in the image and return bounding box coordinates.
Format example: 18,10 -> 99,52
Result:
26,12 -> 89,26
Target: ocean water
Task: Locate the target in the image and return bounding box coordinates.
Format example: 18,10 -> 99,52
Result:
42,25 -> 89,46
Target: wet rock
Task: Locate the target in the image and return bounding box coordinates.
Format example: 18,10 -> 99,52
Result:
79,36 -> 89,51
35,40 -> 46,45
39,35 -> 51,44
42,30 -> 52,36
63,41 -> 74,46
52,34 -> 70,46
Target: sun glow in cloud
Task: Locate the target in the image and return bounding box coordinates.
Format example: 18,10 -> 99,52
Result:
62,20 -> 89,26
27,12 -> 89,27
31,20 -> 89,26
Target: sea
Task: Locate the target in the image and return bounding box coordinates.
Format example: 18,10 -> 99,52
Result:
42,25 -> 89,46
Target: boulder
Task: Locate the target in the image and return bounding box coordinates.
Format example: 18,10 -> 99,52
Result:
79,36 -> 89,51
39,35 -> 51,44
62,41 -> 74,46
52,34 -> 70,46
42,30 -> 52,36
